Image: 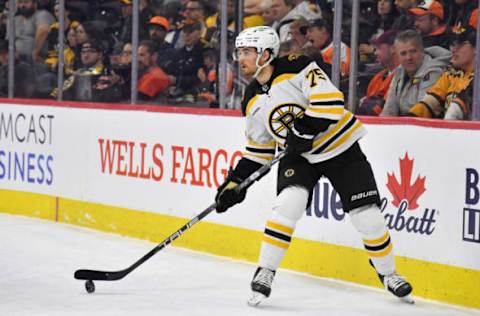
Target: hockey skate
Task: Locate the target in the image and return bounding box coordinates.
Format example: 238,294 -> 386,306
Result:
378,272 -> 414,304
247,267 -> 275,307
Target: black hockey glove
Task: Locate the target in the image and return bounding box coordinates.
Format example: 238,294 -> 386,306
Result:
215,168 -> 247,213
285,125 -> 316,155
285,114 -> 336,155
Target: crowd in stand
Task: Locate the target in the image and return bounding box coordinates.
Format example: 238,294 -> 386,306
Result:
0,0 -> 477,119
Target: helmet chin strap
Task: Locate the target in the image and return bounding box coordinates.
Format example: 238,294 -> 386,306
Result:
253,51 -> 274,78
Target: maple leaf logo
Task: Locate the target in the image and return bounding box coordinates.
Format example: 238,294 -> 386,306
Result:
386,153 -> 426,210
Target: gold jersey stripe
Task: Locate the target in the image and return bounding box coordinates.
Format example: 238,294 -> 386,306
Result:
312,112 -> 353,149
272,73 -> 297,86
325,120 -> 363,152
363,231 -> 390,246
310,92 -> 344,101
263,236 -> 290,249
367,243 -> 393,258
306,106 -> 345,115
245,94 -> 260,116
247,139 -> 276,148
266,221 -> 294,235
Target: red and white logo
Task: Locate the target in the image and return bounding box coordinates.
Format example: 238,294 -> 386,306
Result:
380,152 -> 436,235
386,153 -> 426,210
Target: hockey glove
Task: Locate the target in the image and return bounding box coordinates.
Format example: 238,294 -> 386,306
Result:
215,169 -> 247,213
285,125 -> 316,155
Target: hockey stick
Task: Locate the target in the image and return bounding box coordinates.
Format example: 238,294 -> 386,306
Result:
74,151 -> 286,286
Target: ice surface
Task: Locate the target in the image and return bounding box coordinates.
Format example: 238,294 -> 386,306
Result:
1,213 -> 479,316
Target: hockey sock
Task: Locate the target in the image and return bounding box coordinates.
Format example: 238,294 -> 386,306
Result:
258,186 -> 308,270
349,204 -> 395,276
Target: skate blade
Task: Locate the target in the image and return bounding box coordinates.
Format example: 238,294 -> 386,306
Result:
400,295 -> 415,304
247,292 -> 267,307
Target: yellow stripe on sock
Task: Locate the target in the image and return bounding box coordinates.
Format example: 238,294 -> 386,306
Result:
363,231 -> 390,246
263,236 -> 290,249
266,221 -> 294,235
367,243 -> 393,257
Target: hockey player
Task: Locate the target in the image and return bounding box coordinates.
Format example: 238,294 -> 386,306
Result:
214,26 -> 413,306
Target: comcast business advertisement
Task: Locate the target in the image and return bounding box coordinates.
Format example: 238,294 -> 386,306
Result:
0,102 -> 479,271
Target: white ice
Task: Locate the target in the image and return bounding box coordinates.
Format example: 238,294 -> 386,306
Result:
1,213 -> 479,316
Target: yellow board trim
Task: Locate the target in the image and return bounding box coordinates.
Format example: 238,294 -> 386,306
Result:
364,231 -> 390,246
266,220 -> 294,235
263,236 -> 290,249
0,188 -> 479,309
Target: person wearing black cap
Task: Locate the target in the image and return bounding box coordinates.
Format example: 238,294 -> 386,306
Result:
54,39 -> 123,102
409,28 -> 476,120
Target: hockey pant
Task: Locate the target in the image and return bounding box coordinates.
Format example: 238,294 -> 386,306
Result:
258,185 -> 395,276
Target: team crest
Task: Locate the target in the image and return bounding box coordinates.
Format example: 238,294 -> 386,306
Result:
285,169 -> 295,177
268,103 -> 305,139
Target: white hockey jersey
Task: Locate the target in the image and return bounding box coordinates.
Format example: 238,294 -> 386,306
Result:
241,54 -> 366,165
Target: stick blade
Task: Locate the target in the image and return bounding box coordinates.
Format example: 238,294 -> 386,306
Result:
74,269 -> 125,281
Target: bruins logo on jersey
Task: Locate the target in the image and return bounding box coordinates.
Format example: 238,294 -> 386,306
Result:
268,103 -> 305,139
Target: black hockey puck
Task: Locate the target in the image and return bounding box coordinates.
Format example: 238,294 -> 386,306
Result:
85,280 -> 95,293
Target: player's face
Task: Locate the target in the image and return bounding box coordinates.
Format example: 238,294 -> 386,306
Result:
395,40 -> 424,76
236,47 -> 259,77
450,41 -> 475,70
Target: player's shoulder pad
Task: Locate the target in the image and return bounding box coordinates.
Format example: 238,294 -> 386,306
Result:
241,81 -> 258,116
275,54 -> 313,75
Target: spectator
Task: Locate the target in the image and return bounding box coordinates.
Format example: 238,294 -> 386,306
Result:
54,40 -> 106,100
409,28 -> 476,120
171,22 -> 204,100
381,30 -> 451,116
287,18 -> 309,52
410,0 -> 452,49
119,0 -> 153,44
196,48 -> 234,106
147,16 -> 175,72
111,42 -> 133,100
358,0 -> 399,63
306,18 -> 351,77
12,0 -> 55,63
271,0 -> 321,42
166,1 -> 207,50
358,30 -> 399,115
451,0 -> 478,33
260,0 -> 275,26
391,0 -> 417,30
376,0 -> 399,33
137,40 -> 172,101
205,0 -> 264,40
44,2 -> 79,73
0,40 -> 9,96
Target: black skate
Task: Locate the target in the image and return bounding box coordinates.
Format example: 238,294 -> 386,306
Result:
247,267 -> 275,306
378,273 -> 414,304
369,260 -> 413,303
